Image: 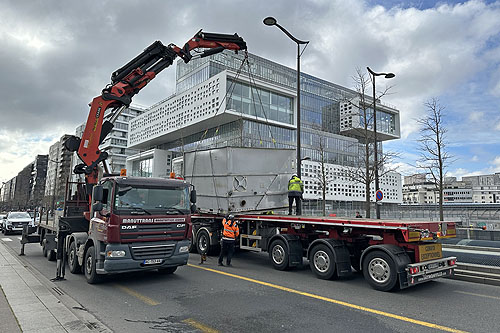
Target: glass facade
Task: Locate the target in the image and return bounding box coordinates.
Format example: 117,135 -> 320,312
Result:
227,79 -> 294,125
359,108 -> 397,135
132,158 -> 153,177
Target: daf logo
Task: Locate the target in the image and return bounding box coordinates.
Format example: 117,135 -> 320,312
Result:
176,223 -> 186,228
121,225 -> 137,230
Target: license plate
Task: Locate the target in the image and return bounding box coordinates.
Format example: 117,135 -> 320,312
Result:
143,259 -> 162,265
418,243 -> 442,262
424,262 -> 440,270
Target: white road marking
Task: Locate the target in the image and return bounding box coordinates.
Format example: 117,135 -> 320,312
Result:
17,237 -> 22,240
2,238 -> 13,242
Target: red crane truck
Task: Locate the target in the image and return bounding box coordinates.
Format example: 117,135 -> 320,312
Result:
22,30 -> 247,283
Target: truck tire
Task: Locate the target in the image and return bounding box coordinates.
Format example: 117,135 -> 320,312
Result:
362,250 -> 398,291
269,239 -> 290,271
196,229 -> 211,255
84,246 -> 103,284
158,266 -> 177,274
47,249 -> 56,262
68,241 -> 81,274
309,244 -> 336,280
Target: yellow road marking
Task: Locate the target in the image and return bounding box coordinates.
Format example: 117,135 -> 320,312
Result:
188,264 -> 466,333
182,318 -> 218,333
455,290 -> 500,300
115,284 -> 160,306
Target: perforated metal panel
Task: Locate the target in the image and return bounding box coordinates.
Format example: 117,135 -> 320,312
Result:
183,147 -> 296,214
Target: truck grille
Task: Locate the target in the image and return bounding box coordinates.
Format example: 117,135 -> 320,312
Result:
120,223 -> 186,241
130,244 -> 176,260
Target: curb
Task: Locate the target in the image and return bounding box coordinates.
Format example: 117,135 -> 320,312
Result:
0,241 -> 112,332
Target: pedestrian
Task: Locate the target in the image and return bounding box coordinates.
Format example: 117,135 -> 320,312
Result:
355,211 -> 362,218
218,214 -> 239,267
288,174 -> 304,215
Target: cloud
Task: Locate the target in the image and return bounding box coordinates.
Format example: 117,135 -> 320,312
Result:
468,111 -> 484,122
471,155 -> 479,162
1,0 -> 500,180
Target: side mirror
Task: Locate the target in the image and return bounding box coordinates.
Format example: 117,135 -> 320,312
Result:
190,204 -> 197,214
93,202 -> 103,212
93,185 -> 104,202
190,189 -> 197,204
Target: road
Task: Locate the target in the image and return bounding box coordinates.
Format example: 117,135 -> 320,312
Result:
2,234 -> 500,333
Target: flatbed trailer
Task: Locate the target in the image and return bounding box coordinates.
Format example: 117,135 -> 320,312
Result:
191,213 -> 457,291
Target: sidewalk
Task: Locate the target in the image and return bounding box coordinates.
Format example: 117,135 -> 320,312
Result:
0,241 -> 111,332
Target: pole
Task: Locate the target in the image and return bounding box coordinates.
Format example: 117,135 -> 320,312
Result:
372,75 -> 380,219
296,43 -> 302,178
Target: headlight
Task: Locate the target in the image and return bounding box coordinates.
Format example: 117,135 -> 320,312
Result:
179,246 -> 189,253
107,250 -> 126,257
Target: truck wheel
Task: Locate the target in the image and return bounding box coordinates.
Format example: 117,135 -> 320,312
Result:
84,246 -> 103,284
269,239 -> 290,271
196,229 -> 210,255
68,241 -> 81,274
47,249 -> 56,262
362,250 -> 398,291
158,266 -> 177,274
309,244 -> 336,280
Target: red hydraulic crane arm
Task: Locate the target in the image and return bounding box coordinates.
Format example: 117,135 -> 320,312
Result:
65,30 -> 246,192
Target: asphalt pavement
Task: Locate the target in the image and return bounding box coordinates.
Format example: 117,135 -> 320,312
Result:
2,234 -> 500,333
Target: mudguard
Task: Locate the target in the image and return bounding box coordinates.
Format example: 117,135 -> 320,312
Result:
308,239 -> 352,277
268,234 -> 303,267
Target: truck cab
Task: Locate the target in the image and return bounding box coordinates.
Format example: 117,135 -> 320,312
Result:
66,176 -> 195,283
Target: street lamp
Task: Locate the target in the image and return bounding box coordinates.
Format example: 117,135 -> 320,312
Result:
263,17 -> 309,178
367,67 -> 395,219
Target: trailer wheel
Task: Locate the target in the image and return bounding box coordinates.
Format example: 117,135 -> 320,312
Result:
362,250 -> 398,291
196,229 -> 211,255
269,239 -> 289,271
158,266 -> 177,274
68,241 -> 81,274
47,249 -> 56,262
309,244 -> 336,280
84,246 -> 103,284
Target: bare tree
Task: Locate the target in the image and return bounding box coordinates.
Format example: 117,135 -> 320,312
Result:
311,138 -> 334,216
343,68 -> 398,218
417,98 -> 453,221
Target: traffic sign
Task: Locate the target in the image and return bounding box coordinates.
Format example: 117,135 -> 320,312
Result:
376,190 -> 383,201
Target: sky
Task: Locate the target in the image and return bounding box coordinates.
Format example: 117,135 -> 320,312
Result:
0,0 -> 499,183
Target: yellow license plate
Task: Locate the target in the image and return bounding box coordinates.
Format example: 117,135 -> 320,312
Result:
418,243 -> 442,262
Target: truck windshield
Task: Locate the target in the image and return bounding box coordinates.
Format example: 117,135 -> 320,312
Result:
114,185 -> 190,215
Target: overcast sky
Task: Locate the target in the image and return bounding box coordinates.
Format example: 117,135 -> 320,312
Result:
1,0 -> 499,183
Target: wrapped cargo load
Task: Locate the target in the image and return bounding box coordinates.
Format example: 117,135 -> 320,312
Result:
181,147 -> 296,214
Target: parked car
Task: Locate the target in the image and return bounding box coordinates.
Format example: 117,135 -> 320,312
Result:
2,211 -> 33,235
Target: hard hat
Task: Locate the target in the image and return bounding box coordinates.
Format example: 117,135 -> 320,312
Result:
228,214 -> 235,220
292,174 -> 297,178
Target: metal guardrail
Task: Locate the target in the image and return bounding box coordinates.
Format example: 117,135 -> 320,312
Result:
441,244 -> 500,286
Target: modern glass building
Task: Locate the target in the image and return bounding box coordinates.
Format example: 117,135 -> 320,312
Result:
128,51 -> 402,207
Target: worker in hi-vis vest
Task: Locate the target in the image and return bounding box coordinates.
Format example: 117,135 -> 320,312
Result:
288,174 -> 304,215
218,215 -> 239,267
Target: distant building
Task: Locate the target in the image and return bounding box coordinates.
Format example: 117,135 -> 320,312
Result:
463,173 -> 500,203
45,134 -> 73,207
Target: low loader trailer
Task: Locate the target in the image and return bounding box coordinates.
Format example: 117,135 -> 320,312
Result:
191,213 -> 457,291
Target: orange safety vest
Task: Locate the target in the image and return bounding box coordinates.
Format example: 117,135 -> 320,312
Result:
222,218 -> 239,240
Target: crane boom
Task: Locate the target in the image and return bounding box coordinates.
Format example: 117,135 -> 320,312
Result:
65,30 -> 246,195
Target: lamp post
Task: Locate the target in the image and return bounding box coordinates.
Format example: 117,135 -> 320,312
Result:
367,67 -> 395,219
263,17 -> 309,178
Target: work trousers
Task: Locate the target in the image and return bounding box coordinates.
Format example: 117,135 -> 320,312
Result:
219,239 -> 235,265
288,196 -> 302,215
